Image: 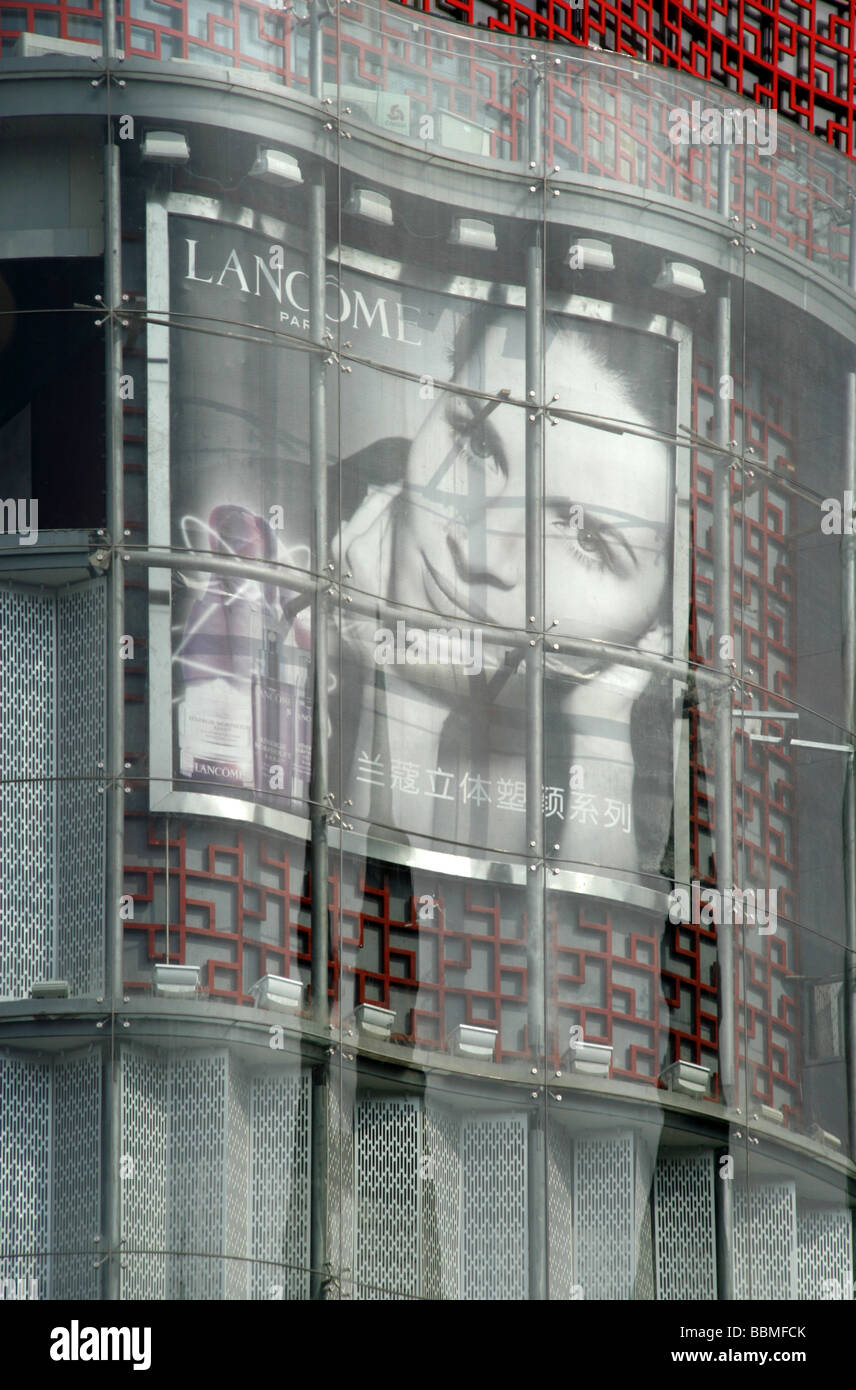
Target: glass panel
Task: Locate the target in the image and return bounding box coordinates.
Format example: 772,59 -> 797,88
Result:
0,569 -> 107,1001
338,0 -> 540,170
0,1043 -> 102,1300
333,820 -> 545,1080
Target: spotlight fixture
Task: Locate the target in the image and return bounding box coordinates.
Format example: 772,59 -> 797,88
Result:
344,187 -> 393,224
758,1104 -> 785,1126
249,147 -> 303,185
249,973 -> 305,1014
568,238 -> 614,270
354,1003 -> 396,1038
30,980 -> 71,1000
448,1023 -> 498,1060
448,217 -> 496,251
660,1060 -> 711,1097
565,1039 -> 613,1077
152,963 -> 200,999
140,131 -> 191,164
808,1123 -> 842,1151
653,260 -> 706,296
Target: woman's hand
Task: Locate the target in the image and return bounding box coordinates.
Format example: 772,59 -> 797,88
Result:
549,622 -> 670,875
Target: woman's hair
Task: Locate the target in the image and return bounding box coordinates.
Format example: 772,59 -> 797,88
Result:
446,302 -> 677,439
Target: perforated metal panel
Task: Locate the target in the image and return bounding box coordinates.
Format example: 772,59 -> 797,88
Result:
354,1097 -> 420,1299
0,588 -> 55,998
327,1080 -> 354,1300
546,1124 -> 573,1301
167,1052 -> 231,1300
633,1138 -> 655,1301
733,1182 -> 797,1300
421,1106 -> 461,1300
56,582 -> 106,997
461,1114 -> 527,1301
573,1133 -> 635,1299
654,1152 -> 717,1300
121,1049 -> 168,1301
249,1071 -> 310,1301
0,1056 -> 50,1298
52,1053 -> 100,1300
797,1207 -> 854,1301
224,1064 -> 250,1300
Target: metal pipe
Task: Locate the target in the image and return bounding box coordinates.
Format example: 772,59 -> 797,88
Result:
713,286 -> 735,1298
525,236 -> 546,1301
129,545 -> 732,693
308,0 -> 330,1301
103,126 -> 126,1300
841,371 -> 856,1158
527,56 -> 543,172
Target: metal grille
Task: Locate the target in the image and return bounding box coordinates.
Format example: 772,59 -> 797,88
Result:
224,1063 -> 250,1300
460,1114 -> 527,1300
326,1080 -> 353,1300
797,1207 -> 854,1301
573,1132 -> 635,1300
0,587 -> 55,999
354,1096 -> 420,1299
546,1123 -> 573,1300
654,1152 -> 717,1300
52,1053 -> 100,1300
249,1071 -> 310,1301
167,1051 -> 231,1300
56,581 -> 106,998
0,1056 -> 50,1297
121,1048 -> 168,1301
633,1137 -> 655,1300
733,1181 -> 798,1300
421,1105 -> 461,1300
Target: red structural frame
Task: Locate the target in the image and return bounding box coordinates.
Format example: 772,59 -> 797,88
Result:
3,0 -> 856,159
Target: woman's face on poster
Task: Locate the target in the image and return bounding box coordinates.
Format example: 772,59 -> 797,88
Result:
393,322 -> 672,650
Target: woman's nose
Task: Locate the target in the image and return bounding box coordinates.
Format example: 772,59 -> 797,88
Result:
448,509 -> 524,590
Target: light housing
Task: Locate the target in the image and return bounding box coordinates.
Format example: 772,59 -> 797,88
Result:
141,131 -> 190,164
354,1003 -> 396,1038
448,217 -> 496,251
565,1040 -> 613,1078
448,1023 -> 498,1060
249,973 -> 305,1014
152,963 -> 200,999
344,187 -> 393,224
30,980 -> 71,1000
660,1060 -> 711,1097
568,238 -> 614,270
653,259 -> 706,296
249,147 -> 303,185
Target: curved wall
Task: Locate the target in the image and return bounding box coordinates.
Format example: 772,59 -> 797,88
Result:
0,0 -> 855,1301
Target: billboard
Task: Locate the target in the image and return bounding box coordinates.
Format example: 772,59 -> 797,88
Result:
147,194 -> 690,875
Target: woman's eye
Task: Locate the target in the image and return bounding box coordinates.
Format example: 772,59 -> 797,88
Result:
575,528 -> 601,554
551,512 -> 613,570
467,428 -> 493,460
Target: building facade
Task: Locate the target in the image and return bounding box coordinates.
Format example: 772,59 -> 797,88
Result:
1,0 -> 855,1300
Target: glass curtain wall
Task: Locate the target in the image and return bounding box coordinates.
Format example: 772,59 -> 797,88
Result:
0,0 -> 855,1301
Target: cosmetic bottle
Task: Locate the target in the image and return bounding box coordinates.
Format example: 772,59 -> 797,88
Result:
176,505 -> 273,789
252,629 -> 296,801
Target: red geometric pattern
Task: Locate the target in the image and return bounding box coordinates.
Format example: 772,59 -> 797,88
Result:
4,1 -> 856,160
688,350 -> 801,1121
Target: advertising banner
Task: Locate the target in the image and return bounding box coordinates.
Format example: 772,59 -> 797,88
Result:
148,196 -> 689,875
